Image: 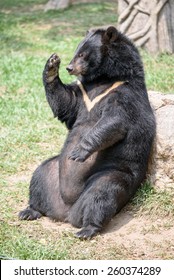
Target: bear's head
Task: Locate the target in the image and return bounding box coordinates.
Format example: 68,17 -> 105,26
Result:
66,26 -> 144,82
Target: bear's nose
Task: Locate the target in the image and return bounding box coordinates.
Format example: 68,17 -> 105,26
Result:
66,65 -> 74,73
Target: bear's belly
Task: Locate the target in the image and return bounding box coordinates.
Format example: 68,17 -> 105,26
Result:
59,125 -> 99,204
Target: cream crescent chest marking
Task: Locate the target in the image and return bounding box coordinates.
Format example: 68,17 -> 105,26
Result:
76,80 -> 124,112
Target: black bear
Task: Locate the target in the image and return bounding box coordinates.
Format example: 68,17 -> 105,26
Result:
19,26 -> 156,239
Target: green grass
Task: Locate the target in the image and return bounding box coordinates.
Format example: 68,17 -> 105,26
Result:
132,182 -> 174,217
0,0 -> 174,260
0,222 -> 67,260
142,51 -> 174,93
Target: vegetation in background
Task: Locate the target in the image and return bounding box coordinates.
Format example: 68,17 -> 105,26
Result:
0,0 -> 174,260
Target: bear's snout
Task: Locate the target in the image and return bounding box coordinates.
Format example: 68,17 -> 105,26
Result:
66,64 -> 74,74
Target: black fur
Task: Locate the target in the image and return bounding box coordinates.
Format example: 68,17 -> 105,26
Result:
19,27 -> 156,239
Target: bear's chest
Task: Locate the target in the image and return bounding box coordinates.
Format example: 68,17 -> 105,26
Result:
76,80 -> 121,120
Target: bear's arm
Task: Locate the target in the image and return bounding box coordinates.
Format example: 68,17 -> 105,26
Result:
44,78 -> 79,129
69,110 -> 128,162
43,54 -> 79,129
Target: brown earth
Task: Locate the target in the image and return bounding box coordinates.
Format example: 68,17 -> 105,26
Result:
10,170 -> 174,260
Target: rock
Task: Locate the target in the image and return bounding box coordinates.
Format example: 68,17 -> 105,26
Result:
44,0 -> 71,11
148,91 -> 174,189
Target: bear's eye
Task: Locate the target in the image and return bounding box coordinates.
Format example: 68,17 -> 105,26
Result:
78,53 -> 84,58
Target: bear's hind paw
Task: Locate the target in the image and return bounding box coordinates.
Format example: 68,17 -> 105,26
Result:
18,207 -> 42,221
75,225 -> 100,240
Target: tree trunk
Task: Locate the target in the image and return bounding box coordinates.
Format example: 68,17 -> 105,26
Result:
45,0 -> 72,11
118,0 -> 174,54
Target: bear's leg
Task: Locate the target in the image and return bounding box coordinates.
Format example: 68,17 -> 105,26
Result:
68,170 -> 135,239
19,156 -> 70,222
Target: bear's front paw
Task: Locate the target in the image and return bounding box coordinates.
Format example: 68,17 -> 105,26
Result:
68,146 -> 89,162
47,53 -> 61,69
43,53 -> 61,83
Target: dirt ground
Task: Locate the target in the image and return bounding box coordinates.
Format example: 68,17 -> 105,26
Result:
40,212 -> 174,259
6,170 -> 174,260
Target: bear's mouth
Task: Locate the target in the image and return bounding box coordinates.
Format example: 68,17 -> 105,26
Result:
66,65 -> 80,76
66,66 -> 86,76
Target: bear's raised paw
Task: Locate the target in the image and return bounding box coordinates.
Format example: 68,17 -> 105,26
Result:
43,53 -> 61,83
47,53 -> 61,69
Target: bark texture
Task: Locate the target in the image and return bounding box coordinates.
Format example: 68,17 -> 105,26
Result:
118,0 -> 174,53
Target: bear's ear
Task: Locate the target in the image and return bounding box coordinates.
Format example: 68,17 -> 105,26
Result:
103,26 -> 119,43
